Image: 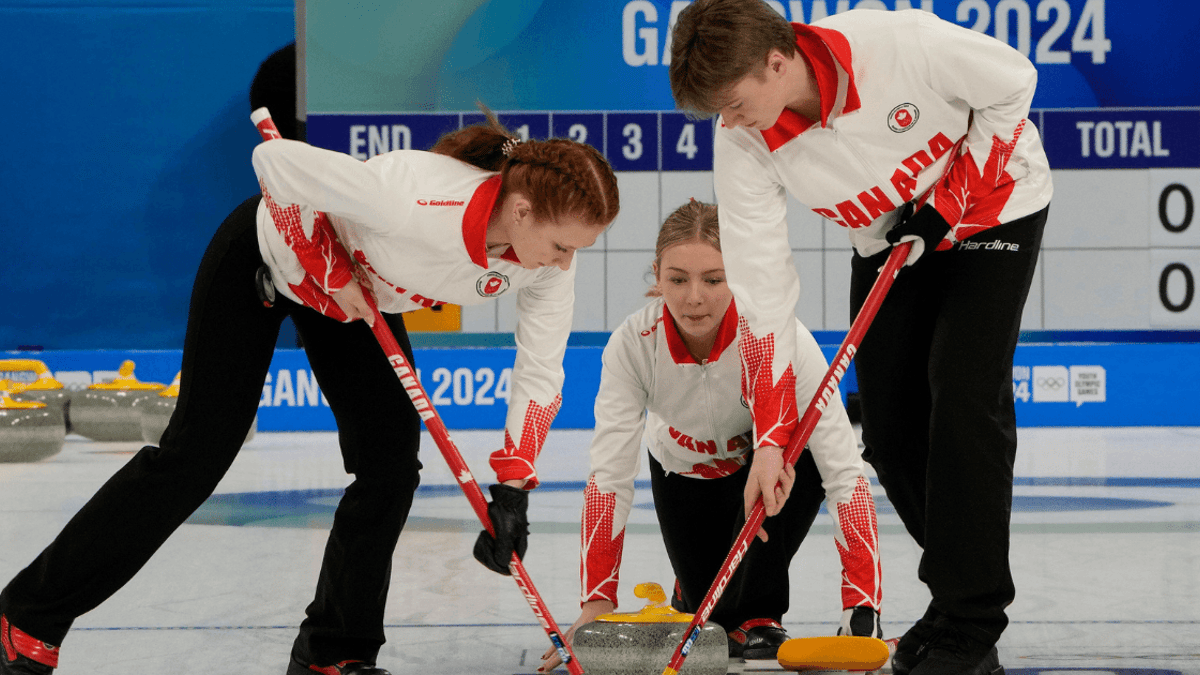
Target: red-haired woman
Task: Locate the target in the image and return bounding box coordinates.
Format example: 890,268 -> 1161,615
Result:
541,201 -> 881,672
0,111 -> 619,675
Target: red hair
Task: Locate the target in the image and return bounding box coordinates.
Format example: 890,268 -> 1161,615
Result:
431,105 -> 620,227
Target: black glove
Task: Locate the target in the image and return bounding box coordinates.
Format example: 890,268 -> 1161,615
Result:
473,483 -> 530,575
885,202 -> 951,266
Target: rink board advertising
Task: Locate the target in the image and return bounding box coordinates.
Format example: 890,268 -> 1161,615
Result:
5,341 -> 1200,430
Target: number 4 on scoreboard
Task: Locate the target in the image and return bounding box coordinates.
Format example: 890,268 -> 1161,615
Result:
662,114 -> 713,171
676,123 -> 698,160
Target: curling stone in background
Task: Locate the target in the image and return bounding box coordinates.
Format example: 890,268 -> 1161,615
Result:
70,360 -> 165,442
137,372 -> 258,446
0,359 -> 71,433
572,582 -> 728,675
0,380 -> 66,463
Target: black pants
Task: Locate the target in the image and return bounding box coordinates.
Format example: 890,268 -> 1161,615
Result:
849,206 -> 1048,644
650,449 -> 825,632
0,196 -> 424,665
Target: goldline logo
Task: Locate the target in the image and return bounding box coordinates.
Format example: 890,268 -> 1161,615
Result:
888,103 -> 919,133
416,198 -> 465,207
640,316 -> 664,337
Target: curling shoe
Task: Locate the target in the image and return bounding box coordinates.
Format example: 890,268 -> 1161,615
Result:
727,618 -> 790,660
909,627 -> 1003,675
838,605 -> 883,638
285,656 -> 391,675
891,608 -> 941,675
0,615 -> 59,675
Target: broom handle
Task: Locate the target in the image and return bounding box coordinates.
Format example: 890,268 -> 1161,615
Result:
251,108 -> 585,675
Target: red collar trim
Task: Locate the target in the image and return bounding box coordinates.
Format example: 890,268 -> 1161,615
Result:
709,300 -> 738,361
463,175 -> 502,268
662,300 -> 739,365
761,23 -> 860,152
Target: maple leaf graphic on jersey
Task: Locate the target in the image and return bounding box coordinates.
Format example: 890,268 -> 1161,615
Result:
287,277 -> 349,321
833,476 -> 882,610
737,317 -> 799,449
581,476 -> 625,604
489,395 -> 562,490
260,182 -> 355,296
929,121 -> 1025,250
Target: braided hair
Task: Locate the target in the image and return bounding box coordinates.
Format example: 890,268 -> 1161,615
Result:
430,105 -> 620,228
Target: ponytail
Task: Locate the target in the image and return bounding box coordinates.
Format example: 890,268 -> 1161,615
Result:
429,104 -> 512,172
431,103 -> 620,228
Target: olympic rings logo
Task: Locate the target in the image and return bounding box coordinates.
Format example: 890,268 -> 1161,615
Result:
1036,377 -> 1065,389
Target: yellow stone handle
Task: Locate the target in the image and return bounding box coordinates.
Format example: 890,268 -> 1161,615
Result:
0,359 -> 63,390
634,582 -> 669,607
159,372 -> 182,398
0,379 -> 47,409
89,360 -> 166,391
595,582 -> 694,623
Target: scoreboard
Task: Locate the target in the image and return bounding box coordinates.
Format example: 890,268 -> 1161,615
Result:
302,0 -> 1200,334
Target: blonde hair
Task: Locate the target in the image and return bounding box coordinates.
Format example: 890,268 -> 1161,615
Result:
648,200 -> 721,297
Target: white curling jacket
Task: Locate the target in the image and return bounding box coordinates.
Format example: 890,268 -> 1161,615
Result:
714,10 -> 1053,452
581,297 -> 881,612
252,141 -> 574,487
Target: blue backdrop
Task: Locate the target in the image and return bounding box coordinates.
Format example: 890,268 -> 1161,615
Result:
1,0 -> 293,350
3,1 -> 1198,351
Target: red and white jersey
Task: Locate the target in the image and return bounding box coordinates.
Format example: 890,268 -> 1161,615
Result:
252,140 -> 573,487
714,10 -> 1053,451
581,297 -> 881,612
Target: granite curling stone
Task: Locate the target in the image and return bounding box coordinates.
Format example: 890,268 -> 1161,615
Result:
0,380 -> 66,463
138,372 -> 257,445
572,582 -> 728,675
70,360 -> 165,442
0,359 -> 71,433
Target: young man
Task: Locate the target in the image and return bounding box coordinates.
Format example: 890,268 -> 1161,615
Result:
669,3 -> 1052,675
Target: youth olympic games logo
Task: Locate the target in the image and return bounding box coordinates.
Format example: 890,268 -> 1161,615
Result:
476,271 -> 510,297
888,103 -> 919,133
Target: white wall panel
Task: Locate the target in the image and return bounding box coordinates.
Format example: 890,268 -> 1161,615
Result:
459,302 -> 496,333
822,217 -> 855,250
1043,250 -> 1151,329
606,251 -> 656,330
1042,170 -> 1149,249
792,251 -> 825,330
660,171 -> 714,223
823,249 -> 856,331
787,194 -> 827,250
607,172 -> 660,251
572,250 -> 608,331
495,293 -> 519,333
1019,252 -> 1045,331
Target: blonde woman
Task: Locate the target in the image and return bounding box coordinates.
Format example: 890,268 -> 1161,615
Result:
541,201 -> 882,672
